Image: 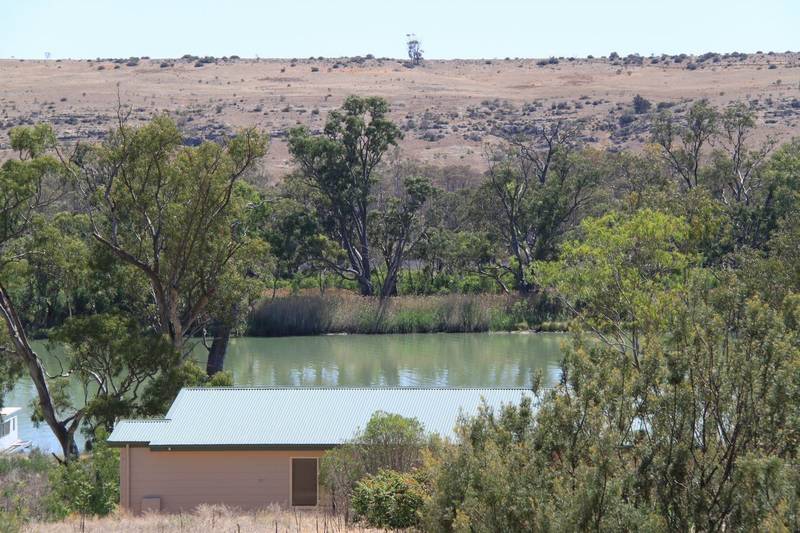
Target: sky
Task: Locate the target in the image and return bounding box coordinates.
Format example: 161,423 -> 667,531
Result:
1,0 -> 798,60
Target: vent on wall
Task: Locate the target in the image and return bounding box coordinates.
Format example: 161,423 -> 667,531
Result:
141,497 -> 161,513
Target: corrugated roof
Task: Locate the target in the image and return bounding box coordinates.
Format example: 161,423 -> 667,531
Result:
109,387 -> 531,449
108,419 -> 171,444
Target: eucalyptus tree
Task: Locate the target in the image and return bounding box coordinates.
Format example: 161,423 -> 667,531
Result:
288,96 -> 417,297
73,115 -> 268,374
651,100 -> 719,190
0,124 -> 81,460
370,175 -> 433,296
477,121 -> 600,294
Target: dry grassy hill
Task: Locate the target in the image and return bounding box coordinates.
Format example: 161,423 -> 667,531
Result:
2,53 -> 799,180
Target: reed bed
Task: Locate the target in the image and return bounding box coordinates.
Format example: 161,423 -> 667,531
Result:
247,290 -> 531,337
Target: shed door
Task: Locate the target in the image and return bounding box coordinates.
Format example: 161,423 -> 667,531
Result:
291,458 -> 318,506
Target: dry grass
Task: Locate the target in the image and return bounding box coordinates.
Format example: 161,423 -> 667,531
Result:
25,504 -> 380,533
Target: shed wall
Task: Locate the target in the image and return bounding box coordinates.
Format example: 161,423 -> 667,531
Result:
120,447 -> 327,515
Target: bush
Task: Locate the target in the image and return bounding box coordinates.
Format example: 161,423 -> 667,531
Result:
0,450 -> 53,528
321,411 -> 428,520
46,432 -> 119,519
633,94 -> 651,114
352,470 -> 425,529
0,438 -> 120,530
618,113 -> 635,127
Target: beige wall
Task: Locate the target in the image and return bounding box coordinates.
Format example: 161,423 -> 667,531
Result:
120,447 -> 327,515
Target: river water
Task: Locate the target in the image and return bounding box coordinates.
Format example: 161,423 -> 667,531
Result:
4,332 -> 567,453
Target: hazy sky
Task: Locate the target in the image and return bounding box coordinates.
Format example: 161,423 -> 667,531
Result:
2,0 -> 798,60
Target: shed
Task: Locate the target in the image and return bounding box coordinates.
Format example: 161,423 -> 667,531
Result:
108,387 -> 530,514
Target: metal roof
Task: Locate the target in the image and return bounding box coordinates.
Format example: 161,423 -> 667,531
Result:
107,419 -> 172,444
108,387 -> 532,449
0,407 -> 21,417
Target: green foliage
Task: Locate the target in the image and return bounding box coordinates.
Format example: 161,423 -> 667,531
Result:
652,100 -> 719,190
247,293 -> 544,335
321,411 -> 428,520
0,451 -> 53,531
77,115 -> 268,355
424,206 -> 800,531
49,313 -> 178,435
288,96 -> 409,296
0,444 -> 123,530
140,359 -> 232,415
352,469 -> 426,529
536,209 -> 695,342
46,432 -> 119,519
475,130 -> 602,293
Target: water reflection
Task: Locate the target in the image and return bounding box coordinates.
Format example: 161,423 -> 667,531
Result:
222,333 -> 567,387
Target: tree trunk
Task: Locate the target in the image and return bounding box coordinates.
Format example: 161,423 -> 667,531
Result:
357,276 -> 374,296
206,323 -> 232,377
514,262 -> 533,295
0,283 -> 79,461
380,267 -> 400,299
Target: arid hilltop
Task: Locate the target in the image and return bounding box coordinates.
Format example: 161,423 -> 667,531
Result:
2,53 -> 799,179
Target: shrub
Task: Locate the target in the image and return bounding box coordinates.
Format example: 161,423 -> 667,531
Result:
46,432 -> 119,519
321,411 -> 428,520
352,470 -> 425,529
633,94 -> 651,114
618,113 -> 635,127
536,57 -> 558,67
0,450 -> 53,528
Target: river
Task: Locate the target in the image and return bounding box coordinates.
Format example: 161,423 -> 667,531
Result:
4,332 -> 567,453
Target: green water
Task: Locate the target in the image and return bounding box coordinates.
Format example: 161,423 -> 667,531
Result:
5,332 -> 566,453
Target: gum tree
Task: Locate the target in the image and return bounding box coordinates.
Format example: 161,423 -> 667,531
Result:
288,96 -> 406,297
73,115 -> 268,375
0,124 -> 81,460
478,121 -> 600,293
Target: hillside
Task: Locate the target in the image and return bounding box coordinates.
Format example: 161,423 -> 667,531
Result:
1,52 -> 799,179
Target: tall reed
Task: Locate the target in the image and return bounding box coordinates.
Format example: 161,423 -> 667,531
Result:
247,290 -> 561,336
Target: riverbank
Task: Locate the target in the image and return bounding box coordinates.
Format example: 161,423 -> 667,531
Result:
247,291 -> 566,337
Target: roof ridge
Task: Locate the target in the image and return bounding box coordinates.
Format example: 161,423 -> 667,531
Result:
116,418 -> 171,423
180,386 -> 533,391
